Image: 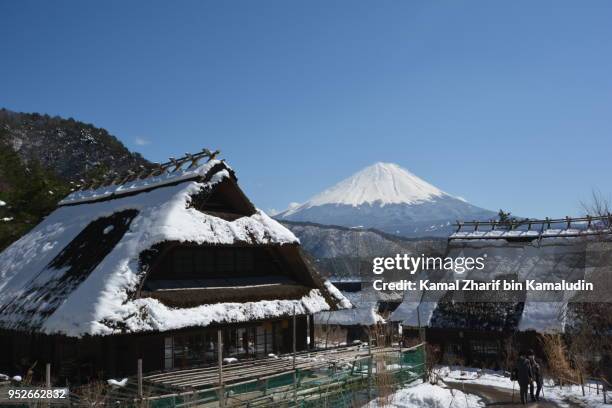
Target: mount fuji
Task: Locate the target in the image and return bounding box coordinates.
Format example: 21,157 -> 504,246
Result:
275,162 -> 496,237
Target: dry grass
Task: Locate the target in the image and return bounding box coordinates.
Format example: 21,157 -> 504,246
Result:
72,380 -> 109,406
314,324 -> 348,348
372,354 -> 394,407
503,337 -> 518,372
539,333 -> 578,383
369,325 -> 395,407
425,343 -> 441,383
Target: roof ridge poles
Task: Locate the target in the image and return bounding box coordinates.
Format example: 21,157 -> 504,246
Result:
77,148 -> 222,191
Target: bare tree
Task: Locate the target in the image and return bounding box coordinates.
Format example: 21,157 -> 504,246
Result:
581,189 -> 612,229
563,303 -> 612,380
576,189 -> 612,380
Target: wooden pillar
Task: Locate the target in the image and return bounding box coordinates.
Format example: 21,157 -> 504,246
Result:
106,336 -> 117,378
368,331 -> 373,400
45,363 -> 51,387
45,363 -> 51,408
137,359 -> 143,399
272,323 -> 277,354
218,330 -> 225,408
306,313 -> 311,350
292,306 -> 297,403
292,307 -> 297,370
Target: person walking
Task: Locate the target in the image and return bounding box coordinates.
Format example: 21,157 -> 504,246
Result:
514,351 -> 533,405
528,350 -> 543,401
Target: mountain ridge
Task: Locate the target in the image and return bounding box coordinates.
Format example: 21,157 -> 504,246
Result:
280,220 -> 447,280
0,108 -> 151,182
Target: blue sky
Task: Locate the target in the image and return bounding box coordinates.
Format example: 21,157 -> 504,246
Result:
2,1 -> 612,218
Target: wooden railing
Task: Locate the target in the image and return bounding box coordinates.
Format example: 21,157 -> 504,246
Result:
556,374 -> 610,404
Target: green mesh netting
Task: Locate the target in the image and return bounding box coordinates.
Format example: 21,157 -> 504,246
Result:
148,345 -> 426,408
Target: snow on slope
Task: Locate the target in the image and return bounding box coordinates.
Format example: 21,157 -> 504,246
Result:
284,162 -> 448,215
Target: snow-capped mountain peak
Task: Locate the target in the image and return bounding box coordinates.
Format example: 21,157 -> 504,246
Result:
276,162 -> 496,238
285,162 -> 448,214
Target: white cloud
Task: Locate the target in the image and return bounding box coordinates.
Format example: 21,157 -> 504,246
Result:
288,202 -> 301,210
267,208 -> 280,216
134,137 -> 150,146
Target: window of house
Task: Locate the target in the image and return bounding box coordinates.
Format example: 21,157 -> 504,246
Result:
153,246 -> 283,279
470,340 -> 499,357
162,323 -> 282,371
443,343 -> 462,361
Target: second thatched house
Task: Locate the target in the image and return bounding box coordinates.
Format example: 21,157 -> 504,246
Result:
391,217 -> 612,373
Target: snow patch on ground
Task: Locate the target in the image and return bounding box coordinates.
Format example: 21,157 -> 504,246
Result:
367,381 -> 484,408
542,380 -> 610,408
436,366 -> 609,408
436,366 -> 514,389
107,378 -> 128,387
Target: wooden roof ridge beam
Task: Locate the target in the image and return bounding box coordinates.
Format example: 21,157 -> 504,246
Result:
135,165 -> 150,180
77,148 -> 222,192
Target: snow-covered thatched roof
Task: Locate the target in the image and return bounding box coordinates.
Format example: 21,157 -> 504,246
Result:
314,291 -> 384,326
314,305 -> 383,326
0,158 -> 350,337
391,234 -> 612,334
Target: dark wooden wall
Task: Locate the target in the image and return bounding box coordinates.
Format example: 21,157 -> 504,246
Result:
0,317 -> 310,385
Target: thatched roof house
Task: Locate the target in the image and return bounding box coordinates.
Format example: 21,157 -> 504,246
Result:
0,151 -> 349,380
391,218 -> 611,366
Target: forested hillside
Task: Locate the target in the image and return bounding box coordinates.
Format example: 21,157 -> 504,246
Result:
0,109 -> 151,251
